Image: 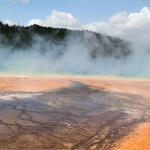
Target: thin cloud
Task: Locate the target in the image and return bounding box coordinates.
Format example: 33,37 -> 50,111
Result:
8,0 -> 29,3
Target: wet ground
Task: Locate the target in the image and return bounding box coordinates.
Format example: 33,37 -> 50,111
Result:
0,81 -> 150,149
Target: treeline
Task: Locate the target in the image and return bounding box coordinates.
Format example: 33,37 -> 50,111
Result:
0,22 -> 132,59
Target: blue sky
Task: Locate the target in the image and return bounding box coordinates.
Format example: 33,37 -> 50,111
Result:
0,0 -> 150,24
1,0 -> 150,44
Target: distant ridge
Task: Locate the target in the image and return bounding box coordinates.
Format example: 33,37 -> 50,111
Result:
0,22 -> 132,59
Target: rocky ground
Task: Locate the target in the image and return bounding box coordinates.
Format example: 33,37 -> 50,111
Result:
0,80 -> 150,149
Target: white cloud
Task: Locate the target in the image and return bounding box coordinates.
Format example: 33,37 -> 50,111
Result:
3,20 -> 14,26
22,0 -> 28,3
83,7 -> 150,45
27,7 -> 150,45
8,0 -> 29,3
27,10 -> 82,28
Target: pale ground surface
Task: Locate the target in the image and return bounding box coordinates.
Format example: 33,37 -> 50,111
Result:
0,75 -> 72,92
1,75 -> 150,96
0,75 -> 150,149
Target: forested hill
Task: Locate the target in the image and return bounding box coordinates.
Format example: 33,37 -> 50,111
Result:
0,22 -> 132,59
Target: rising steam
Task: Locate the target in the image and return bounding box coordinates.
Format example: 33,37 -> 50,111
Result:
0,25 -> 150,78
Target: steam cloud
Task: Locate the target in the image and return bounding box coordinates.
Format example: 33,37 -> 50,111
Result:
0,30 -> 150,78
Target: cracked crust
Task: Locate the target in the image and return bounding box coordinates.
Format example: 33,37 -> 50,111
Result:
0,77 -> 150,149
